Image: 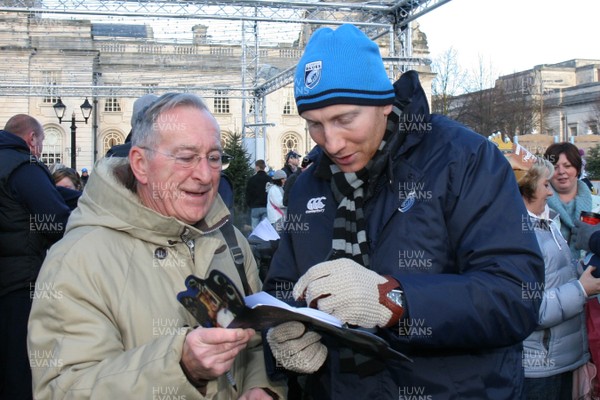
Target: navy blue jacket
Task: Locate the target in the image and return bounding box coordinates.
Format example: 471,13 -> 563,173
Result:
0,130 -> 71,296
263,72 -> 544,399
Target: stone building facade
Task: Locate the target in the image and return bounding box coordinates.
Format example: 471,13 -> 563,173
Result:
0,12 -> 433,173
11,11 -> 597,172
488,60 -> 600,155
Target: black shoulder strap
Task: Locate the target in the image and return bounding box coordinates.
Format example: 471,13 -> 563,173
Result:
220,220 -> 252,295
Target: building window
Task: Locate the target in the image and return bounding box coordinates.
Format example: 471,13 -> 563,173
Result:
520,76 -> 533,95
102,131 -> 125,155
589,124 -> 598,135
281,132 -> 300,164
104,97 -> 122,112
214,90 -> 230,114
41,127 -> 64,166
569,125 -> 578,137
282,88 -> 297,115
42,71 -> 60,104
142,83 -> 158,94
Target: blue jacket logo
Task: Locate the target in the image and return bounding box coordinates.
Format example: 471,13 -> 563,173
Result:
398,190 -> 416,213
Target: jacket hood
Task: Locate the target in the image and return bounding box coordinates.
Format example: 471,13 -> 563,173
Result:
67,157 -> 230,245
393,70 -> 432,156
0,130 -> 29,152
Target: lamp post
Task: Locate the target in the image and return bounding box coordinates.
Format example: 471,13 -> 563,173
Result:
53,97 -> 93,171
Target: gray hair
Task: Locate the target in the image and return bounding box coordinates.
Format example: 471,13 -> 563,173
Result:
534,157 -> 555,181
131,92 -> 213,149
518,157 -> 555,202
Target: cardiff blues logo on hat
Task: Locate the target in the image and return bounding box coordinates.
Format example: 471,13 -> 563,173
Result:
304,61 -> 322,89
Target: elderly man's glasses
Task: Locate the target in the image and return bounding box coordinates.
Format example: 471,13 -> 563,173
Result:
139,146 -> 233,170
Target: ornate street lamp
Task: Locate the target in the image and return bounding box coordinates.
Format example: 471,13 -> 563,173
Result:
53,97 -> 93,170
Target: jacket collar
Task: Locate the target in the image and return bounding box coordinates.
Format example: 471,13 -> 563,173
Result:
0,130 -> 31,153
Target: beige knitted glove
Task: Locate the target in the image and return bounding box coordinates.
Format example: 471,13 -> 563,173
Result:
293,258 -> 394,328
266,321 -> 327,373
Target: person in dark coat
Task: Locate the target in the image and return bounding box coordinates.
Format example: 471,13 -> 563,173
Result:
0,114 -> 71,400
282,146 -> 321,207
218,171 -> 235,217
282,150 -> 300,179
246,159 -> 272,229
574,218 -> 600,253
263,24 -> 544,399
80,167 -> 89,187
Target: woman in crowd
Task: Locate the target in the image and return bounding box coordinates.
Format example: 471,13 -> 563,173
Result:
52,167 -> 82,209
512,149 -> 600,399
52,167 -> 82,191
266,169 -> 286,229
544,142 -> 600,260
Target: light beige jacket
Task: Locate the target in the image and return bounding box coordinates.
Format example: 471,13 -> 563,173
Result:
28,157 -> 285,399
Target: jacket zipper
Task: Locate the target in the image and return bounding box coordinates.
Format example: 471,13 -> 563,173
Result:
178,218 -> 230,264
180,227 -> 195,263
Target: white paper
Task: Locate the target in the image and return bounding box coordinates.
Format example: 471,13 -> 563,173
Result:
248,218 -> 280,241
243,291 -> 342,327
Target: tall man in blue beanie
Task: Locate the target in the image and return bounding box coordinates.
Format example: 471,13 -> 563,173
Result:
263,24 -> 545,399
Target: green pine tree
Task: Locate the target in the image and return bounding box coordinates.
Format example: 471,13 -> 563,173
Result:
222,131 -> 254,230
585,144 -> 600,181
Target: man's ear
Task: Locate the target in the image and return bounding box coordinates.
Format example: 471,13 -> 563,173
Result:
383,104 -> 393,117
129,146 -> 149,185
26,131 -> 36,151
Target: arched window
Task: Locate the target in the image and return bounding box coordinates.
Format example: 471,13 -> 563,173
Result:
281,132 -> 300,164
41,126 -> 64,166
102,131 -> 125,156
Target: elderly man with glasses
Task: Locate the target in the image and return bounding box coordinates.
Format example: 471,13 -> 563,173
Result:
28,93 -> 284,400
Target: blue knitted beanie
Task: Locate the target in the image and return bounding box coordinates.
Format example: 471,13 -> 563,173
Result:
294,24 -> 395,115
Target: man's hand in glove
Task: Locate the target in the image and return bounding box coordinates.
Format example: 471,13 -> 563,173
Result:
573,219 -> 600,252
293,258 -> 403,329
266,321 -> 327,374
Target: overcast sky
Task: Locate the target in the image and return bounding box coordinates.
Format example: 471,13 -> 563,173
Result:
417,0 -> 598,77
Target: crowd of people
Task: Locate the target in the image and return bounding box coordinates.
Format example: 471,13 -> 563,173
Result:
3,22 -> 600,400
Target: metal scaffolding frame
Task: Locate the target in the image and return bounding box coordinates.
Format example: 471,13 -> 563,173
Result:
1,0 -> 449,28
0,0 -> 451,158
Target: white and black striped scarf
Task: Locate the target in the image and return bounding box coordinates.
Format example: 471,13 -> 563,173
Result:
315,105 -> 405,268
